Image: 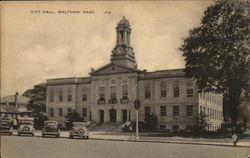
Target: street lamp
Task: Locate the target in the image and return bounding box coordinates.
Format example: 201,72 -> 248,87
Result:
134,99 -> 140,140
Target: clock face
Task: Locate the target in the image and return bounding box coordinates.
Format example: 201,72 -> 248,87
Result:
115,47 -> 123,55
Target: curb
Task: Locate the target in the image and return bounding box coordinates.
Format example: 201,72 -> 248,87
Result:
10,132 -> 250,148
88,137 -> 250,148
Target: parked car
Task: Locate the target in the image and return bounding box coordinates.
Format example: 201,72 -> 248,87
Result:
42,121 -> 60,138
0,118 -> 13,135
18,118 -> 35,136
121,121 -> 146,132
69,122 -> 89,139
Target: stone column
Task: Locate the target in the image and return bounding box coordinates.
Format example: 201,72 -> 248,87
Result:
124,31 -> 127,45
118,32 -> 121,45
128,33 -> 130,46
116,31 -> 119,45
117,108 -> 121,122
104,109 -> 109,123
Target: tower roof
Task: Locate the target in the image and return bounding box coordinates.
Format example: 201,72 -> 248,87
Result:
117,16 -> 130,27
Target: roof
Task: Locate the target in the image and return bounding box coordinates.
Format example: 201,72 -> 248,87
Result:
0,95 -> 30,104
47,77 -> 91,86
90,62 -> 140,76
34,82 -> 46,88
0,105 -> 20,113
138,69 -> 186,80
117,16 -> 130,27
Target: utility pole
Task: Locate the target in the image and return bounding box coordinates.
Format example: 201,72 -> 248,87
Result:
134,99 -> 140,141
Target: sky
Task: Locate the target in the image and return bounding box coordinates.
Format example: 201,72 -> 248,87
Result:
1,1 -> 213,97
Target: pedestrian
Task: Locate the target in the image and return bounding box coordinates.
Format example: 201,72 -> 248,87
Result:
232,133 -> 238,146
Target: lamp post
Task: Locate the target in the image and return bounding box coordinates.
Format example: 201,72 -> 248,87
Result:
134,99 -> 140,140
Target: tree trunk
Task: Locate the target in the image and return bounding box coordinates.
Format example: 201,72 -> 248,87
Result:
228,85 -> 241,134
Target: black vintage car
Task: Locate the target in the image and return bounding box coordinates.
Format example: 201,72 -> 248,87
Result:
42,121 -> 60,138
121,121 -> 146,132
69,122 -> 89,139
0,118 -> 13,135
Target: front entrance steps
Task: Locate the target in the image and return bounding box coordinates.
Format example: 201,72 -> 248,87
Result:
87,122 -> 123,132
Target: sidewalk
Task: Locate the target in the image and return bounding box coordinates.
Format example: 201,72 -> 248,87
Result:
57,131 -> 250,148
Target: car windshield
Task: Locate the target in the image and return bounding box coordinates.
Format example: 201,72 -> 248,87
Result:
20,121 -> 33,125
45,122 -> 57,126
0,121 -> 10,125
73,123 -> 85,127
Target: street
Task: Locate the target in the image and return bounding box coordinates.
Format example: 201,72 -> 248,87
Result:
1,134 -> 249,158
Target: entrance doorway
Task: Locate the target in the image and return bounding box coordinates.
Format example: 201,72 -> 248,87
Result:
109,109 -> 117,123
99,110 -> 104,123
122,109 -> 127,123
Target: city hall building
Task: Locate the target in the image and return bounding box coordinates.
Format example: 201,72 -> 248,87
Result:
46,17 -> 223,131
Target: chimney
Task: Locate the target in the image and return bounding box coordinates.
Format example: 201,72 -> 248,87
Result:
14,92 -> 18,107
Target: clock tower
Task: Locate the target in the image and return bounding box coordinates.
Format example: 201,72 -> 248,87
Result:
111,16 -> 137,69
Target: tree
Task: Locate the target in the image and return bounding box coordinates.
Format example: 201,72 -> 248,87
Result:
23,83 -> 47,129
193,113 -> 210,134
64,110 -> 83,129
239,95 -> 250,131
27,100 -> 48,129
180,0 -> 250,132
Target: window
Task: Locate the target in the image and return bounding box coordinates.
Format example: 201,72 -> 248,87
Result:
186,105 -> 193,116
99,87 -> 105,99
160,82 -> 167,98
82,87 -> 87,101
160,106 -> 166,116
68,88 -> 72,102
122,85 -> 128,99
111,79 -> 116,84
49,90 -> 54,103
50,108 -> 54,117
213,109 -> 215,119
145,85 -> 151,99
82,108 -> 87,117
187,89 -> 193,97
186,82 -> 193,97
110,86 -> 117,99
208,108 -> 211,118
173,125 -> 179,130
67,108 -> 72,114
59,108 -> 63,117
160,125 -> 166,129
173,106 -> 179,116
173,83 -> 179,97
145,106 -> 150,117
122,79 -> 128,83
90,112 -> 92,121
59,88 -> 63,102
